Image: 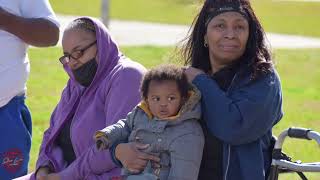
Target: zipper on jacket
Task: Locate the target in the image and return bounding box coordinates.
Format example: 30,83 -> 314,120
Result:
226,72 -> 239,94
223,70 -> 244,180
222,65 -> 252,180
226,64 -> 251,94
224,145 -> 231,180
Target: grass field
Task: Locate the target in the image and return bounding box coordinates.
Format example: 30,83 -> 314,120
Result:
26,46 -> 320,179
50,0 -> 320,37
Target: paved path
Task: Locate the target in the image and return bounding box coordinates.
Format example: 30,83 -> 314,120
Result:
55,14 -> 320,49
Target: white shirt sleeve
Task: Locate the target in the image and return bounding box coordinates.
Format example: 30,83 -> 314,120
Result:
19,0 -> 60,27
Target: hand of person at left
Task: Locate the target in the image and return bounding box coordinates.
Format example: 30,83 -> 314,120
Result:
184,67 -> 205,83
115,142 -> 160,174
45,173 -> 61,180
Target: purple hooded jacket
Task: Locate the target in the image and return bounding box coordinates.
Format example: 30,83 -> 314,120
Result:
31,17 -> 146,180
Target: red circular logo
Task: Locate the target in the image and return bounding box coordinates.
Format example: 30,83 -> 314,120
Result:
1,148 -> 24,173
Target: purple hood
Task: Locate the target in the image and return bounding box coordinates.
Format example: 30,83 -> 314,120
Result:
32,17 -> 146,180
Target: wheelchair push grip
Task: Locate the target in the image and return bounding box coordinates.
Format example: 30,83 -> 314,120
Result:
288,127 -> 312,140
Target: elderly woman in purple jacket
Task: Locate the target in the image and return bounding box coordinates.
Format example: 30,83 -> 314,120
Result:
15,17 -> 146,180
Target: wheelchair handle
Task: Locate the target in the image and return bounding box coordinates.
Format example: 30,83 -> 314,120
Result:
271,160 -> 320,172
274,127 -> 320,149
288,127 -> 312,140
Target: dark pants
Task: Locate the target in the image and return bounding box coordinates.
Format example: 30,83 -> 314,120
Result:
0,95 -> 32,179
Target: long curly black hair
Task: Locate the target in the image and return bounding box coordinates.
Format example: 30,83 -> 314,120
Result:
181,0 -> 273,80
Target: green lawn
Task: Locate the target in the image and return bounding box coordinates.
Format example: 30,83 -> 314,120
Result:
50,0 -> 320,37
27,47 -> 320,179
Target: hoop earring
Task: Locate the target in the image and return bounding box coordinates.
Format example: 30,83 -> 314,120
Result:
204,39 -> 208,47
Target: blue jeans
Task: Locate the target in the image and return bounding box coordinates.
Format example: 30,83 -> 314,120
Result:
0,95 -> 32,179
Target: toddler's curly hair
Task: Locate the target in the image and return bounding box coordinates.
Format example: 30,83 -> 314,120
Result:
140,64 -> 190,100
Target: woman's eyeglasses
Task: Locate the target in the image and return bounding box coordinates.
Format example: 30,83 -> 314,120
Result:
59,40 -> 97,65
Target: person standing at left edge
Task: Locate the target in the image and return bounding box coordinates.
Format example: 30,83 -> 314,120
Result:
0,0 -> 59,179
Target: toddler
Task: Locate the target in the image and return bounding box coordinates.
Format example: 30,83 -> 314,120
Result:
95,64 -> 204,180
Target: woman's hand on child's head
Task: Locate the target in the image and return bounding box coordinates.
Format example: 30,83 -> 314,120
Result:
184,67 -> 205,83
115,142 -> 160,173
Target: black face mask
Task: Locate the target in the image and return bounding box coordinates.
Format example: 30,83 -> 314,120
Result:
72,58 -> 98,87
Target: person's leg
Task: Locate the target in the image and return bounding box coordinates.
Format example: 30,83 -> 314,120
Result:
0,95 -> 32,179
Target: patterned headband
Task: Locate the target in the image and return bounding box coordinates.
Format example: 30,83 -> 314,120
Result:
205,2 -> 248,27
